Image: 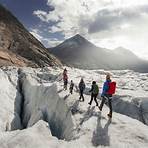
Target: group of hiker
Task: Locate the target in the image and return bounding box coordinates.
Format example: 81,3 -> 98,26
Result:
62,68 -> 116,118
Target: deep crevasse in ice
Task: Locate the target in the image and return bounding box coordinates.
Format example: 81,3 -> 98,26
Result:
20,72 -> 74,140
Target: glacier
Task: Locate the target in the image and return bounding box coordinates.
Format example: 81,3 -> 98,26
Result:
0,66 -> 148,148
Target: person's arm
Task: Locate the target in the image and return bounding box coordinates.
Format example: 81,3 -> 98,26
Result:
89,85 -> 93,92
79,83 -> 81,89
101,82 -> 109,96
84,83 -> 86,90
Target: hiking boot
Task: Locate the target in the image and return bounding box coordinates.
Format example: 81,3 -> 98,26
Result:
107,113 -> 112,118
88,102 -> 91,105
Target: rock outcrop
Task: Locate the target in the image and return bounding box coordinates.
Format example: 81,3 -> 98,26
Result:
0,4 -> 62,67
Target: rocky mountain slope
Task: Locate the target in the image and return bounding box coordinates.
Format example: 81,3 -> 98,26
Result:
49,34 -> 148,72
0,4 -> 61,67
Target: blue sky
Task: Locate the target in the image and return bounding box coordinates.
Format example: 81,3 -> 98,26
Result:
0,0 -> 63,46
0,0 -> 148,60
0,0 -> 49,28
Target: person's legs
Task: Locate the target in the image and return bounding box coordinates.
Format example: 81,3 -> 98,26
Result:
70,88 -> 72,94
94,94 -> 98,106
88,93 -> 93,105
63,81 -> 65,89
79,91 -> 82,100
99,96 -> 106,111
64,84 -> 66,90
108,98 -> 112,117
64,80 -> 67,90
71,88 -> 73,94
79,90 -> 83,100
65,82 -> 68,90
81,90 -> 84,101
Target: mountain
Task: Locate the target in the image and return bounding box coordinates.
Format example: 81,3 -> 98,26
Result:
0,4 -> 61,67
49,34 -> 148,72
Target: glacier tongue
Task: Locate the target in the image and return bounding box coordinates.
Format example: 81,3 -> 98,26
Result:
20,72 -> 74,140
1,66 -> 148,147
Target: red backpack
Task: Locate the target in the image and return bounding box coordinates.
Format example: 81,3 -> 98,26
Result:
107,82 -> 116,95
63,73 -> 68,80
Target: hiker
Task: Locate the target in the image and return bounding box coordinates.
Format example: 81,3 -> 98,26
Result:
79,78 -> 85,101
69,80 -> 74,94
63,68 -> 68,90
99,73 -> 116,118
63,68 -> 67,75
88,81 -> 99,106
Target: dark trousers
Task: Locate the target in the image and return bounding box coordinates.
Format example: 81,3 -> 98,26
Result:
79,90 -> 84,101
64,80 -> 68,90
70,87 -> 73,94
99,95 -> 112,115
89,93 -> 98,106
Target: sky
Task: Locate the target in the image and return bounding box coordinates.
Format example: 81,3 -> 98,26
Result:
0,0 -> 148,60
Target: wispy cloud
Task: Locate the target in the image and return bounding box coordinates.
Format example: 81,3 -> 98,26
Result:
32,0 -> 148,59
88,5 -> 148,34
30,29 -> 43,41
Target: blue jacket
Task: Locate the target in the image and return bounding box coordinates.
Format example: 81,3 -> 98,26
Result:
101,80 -> 111,96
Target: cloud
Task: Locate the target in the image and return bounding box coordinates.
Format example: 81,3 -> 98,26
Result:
33,10 -> 60,22
30,29 -> 43,41
88,5 -> 148,34
32,0 -> 148,59
33,1 -> 148,36
30,28 -> 62,47
49,26 -> 61,33
46,39 -> 62,47
33,0 -> 110,38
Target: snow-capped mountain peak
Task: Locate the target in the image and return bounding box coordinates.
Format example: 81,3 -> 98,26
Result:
57,34 -> 94,48
49,34 -> 148,72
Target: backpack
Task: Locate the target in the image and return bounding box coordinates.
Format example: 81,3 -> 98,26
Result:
93,84 -> 99,94
107,82 -> 116,95
79,82 -> 85,91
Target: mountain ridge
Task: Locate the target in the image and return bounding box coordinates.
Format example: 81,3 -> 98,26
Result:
0,4 -> 62,67
49,34 -> 148,72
